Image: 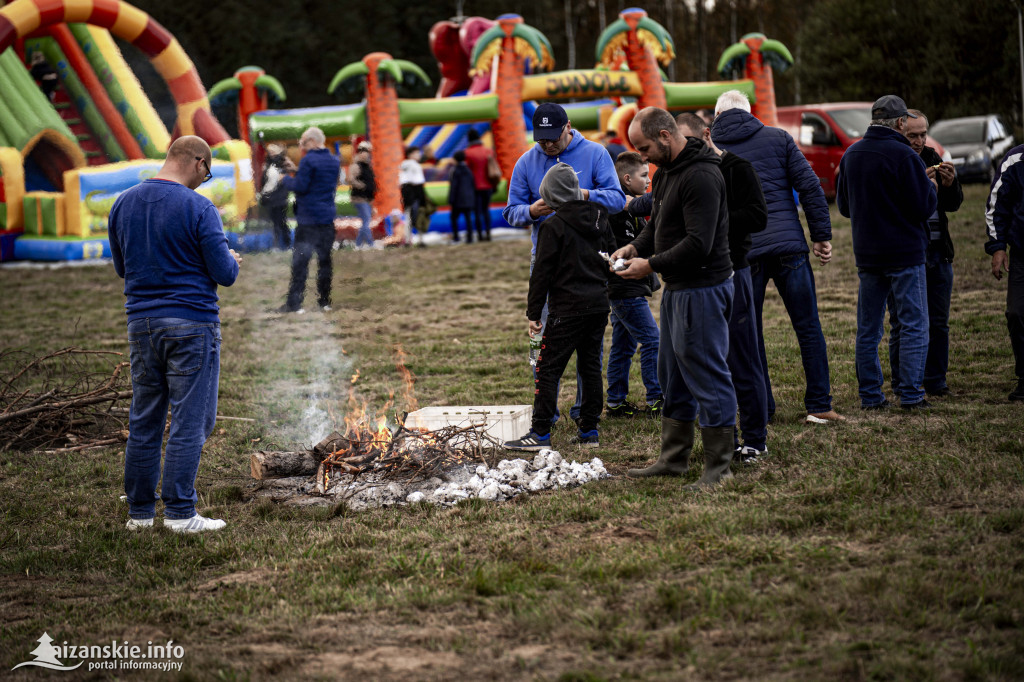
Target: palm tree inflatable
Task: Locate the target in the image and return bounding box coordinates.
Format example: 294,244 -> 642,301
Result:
596,8 -> 675,110
208,66 -> 286,144
717,33 -> 793,127
329,54 -> 431,219
468,14 -> 553,178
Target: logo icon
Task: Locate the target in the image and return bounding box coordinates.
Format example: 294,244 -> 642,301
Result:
11,633 -> 83,671
541,117 -> 549,125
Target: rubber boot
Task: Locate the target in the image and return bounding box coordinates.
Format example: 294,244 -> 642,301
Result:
685,425 -> 735,490
627,418 -> 693,477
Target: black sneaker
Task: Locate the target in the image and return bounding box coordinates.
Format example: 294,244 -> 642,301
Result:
926,386 -> 951,397
503,431 -> 551,451
861,400 -> 891,411
900,399 -> 932,411
606,401 -> 638,418
735,445 -> 766,465
569,429 -> 600,448
1010,379 -> 1024,402
646,399 -> 664,418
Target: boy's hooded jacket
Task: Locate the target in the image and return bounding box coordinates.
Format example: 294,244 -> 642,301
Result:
528,163 -> 617,320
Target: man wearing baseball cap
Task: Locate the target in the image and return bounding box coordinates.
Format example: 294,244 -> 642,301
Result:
503,102 -> 626,426
503,103 -> 625,255
837,95 -> 938,411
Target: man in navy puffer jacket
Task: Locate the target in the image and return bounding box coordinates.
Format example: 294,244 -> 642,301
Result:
711,90 -> 843,424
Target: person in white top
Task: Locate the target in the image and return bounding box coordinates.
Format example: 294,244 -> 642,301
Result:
399,146 -> 428,245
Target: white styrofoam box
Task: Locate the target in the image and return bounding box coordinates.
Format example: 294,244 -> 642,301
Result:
404,405 -> 532,446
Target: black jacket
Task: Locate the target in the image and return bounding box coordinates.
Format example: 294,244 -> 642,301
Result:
631,138 -> 732,289
719,151 -> 768,270
628,151 -> 765,271
608,209 -> 656,299
528,200 -> 617,320
920,145 -> 963,261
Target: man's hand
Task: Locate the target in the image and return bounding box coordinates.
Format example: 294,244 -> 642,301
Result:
529,198 -> 554,219
812,241 -> 832,266
528,320 -> 543,336
936,162 -> 956,187
229,249 -> 243,266
611,244 -> 638,261
581,188 -> 590,200
615,258 -> 653,280
992,250 -> 1009,280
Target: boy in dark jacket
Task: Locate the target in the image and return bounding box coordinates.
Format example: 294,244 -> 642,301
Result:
504,163 -> 617,451
605,152 -> 663,419
448,150 -> 476,243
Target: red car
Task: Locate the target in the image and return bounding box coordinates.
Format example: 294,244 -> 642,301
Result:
776,102 -> 946,200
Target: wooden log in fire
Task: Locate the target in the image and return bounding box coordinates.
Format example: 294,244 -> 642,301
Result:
250,450 -> 321,479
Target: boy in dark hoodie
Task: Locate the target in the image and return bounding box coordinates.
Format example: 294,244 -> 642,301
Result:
448,150 -> 476,243
504,163 -> 617,451
605,152 -> 663,419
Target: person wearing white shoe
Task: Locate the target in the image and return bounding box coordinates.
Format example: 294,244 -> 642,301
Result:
109,136 -> 241,532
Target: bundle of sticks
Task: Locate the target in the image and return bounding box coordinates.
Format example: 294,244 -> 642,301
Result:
0,348 -> 132,453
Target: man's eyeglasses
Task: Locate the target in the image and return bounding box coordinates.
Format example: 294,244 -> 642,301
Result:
195,156 -> 213,183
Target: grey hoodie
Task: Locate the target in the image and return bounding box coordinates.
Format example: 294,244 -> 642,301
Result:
540,162 -> 583,210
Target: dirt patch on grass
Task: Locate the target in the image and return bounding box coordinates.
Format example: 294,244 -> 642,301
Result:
197,568 -> 276,592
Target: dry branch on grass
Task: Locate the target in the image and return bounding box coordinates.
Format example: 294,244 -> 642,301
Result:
0,348 -> 132,452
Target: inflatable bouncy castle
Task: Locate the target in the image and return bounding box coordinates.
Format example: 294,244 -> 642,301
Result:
0,2 -> 794,259
0,0 -> 251,261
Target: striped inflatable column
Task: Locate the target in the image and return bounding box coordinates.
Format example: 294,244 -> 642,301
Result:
0,0 -> 230,147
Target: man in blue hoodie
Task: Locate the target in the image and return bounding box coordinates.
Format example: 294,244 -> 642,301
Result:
985,142 -> 1024,401
109,135 -> 241,533
280,126 -> 341,313
711,90 -> 843,425
837,95 -> 938,410
504,103 -> 626,424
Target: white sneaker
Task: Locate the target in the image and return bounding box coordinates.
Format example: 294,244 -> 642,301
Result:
320,305 -> 332,312
126,517 -> 154,530
163,514 -> 226,533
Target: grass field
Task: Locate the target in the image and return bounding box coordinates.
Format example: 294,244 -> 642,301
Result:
1,184 -> 1022,681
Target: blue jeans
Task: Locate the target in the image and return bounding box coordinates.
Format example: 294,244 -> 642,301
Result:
857,265 -> 928,406
658,279 -> 737,428
354,201 -> 373,246
750,252 -> 833,414
728,267 -> 768,450
125,318 -> 221,520
888,250 -> 953,393
607,297 -> 662,405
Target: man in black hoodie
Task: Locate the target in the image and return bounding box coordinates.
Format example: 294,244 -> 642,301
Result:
503,163 -> 617,451
614,107 -> 737,489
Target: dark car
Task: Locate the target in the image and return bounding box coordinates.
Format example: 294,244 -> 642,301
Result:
928,115 -> 1015,184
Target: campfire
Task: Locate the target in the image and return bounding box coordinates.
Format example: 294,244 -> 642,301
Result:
250,347 -> 609,510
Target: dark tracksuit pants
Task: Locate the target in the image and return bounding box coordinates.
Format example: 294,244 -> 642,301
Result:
287,223 -> 333,309
531,312 -> 608,435
1009,246 -> 1024,379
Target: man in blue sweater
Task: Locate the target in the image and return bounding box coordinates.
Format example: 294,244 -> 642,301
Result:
837,95 -> 938,410
109,135 -> 241,533
712,90 -> 843,425
503,103 -> 626,424
985,142 -> 1024,401
280,126 -> 341,313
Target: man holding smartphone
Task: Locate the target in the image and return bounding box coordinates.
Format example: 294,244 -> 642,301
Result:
890,109 -> 963,398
